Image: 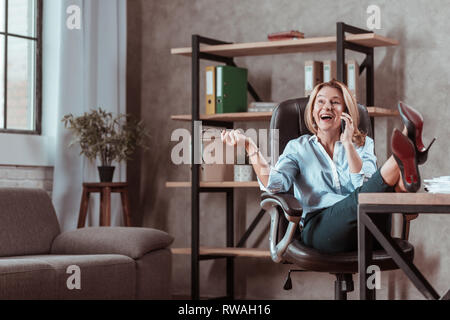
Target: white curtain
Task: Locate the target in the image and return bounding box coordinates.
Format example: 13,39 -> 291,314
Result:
46,0 -> 127,231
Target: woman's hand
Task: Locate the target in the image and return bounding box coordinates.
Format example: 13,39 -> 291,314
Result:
340,112 -> 362,173
340,112 -> 355,146
221,129 -> 257,152
221,129 -> 270,186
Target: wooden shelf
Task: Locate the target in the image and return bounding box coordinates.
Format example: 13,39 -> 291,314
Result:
171,247 -> 271,258
166,181 -> 259,188
171,33 -> 398,58
366,107 -> 399,117
171,107 -> 398,123
171,112 -> 272,122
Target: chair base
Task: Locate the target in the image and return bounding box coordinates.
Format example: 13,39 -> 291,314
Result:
334,273 -> 355,300
284,271 -> 365,300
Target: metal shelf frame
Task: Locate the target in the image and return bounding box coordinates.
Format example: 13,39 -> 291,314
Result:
191,35 -> 263,300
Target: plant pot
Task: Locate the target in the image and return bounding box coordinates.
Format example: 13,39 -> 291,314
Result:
98,166 -> 115,182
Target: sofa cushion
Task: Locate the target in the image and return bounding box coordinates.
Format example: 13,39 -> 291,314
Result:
0,188 -> 60,257
0,258 -> 57,299
135,249 -> 172,300
0,254 -> 136,300
51,227 -> 174,259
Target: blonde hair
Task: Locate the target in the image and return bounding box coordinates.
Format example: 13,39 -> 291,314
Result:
304,79 -> 366,147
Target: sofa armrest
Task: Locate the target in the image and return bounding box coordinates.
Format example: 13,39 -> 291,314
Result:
51,227 -> 174,259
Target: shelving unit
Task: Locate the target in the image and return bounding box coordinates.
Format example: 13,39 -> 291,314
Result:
169,22 -> 398,300
170,33 -> 397,57
165,181 -> 259,188
170,107 -> 399,123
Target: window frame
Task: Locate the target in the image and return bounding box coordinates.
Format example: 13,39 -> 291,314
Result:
0,0 -> 42,135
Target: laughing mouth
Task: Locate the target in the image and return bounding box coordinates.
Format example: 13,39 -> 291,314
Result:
320,114 -> 334,120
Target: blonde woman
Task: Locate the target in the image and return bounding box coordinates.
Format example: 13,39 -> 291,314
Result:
221,80 -> 432,253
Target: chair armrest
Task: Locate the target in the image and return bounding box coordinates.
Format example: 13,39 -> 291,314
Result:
51,227 -> 174,259
261,192 -> 302,218
260,193 -> 303,263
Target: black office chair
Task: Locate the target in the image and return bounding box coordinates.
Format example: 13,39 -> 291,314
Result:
260,97 -> 417,300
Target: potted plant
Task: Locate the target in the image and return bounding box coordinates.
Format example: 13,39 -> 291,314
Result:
62,108 -> 148,182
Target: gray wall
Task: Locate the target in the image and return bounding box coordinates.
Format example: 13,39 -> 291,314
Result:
127,0 -> 450,299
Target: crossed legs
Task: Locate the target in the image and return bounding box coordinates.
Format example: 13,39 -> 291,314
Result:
301,169 -> 394,253
301,128 -> 410,253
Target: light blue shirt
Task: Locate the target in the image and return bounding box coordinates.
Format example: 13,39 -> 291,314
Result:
258,135 -> 377,219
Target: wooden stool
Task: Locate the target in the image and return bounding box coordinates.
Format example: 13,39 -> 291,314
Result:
78,182 -> 132,228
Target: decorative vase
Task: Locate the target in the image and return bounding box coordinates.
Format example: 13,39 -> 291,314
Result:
98,166 -> 115,182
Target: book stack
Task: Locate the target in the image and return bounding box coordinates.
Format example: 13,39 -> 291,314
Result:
304,61 -> 323,96
323,60 -> 337,82
267,30 -> 304,41
304,60 -> 359,99
346,60 -> 359,100
247,102 -> 278,113
424,176 -> 450,193
205,65 -> 248,114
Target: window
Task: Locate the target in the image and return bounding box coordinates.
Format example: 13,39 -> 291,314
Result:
0,0 -> 42,134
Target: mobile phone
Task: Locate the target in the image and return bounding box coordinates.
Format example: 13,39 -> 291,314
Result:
341,109 -> 348,133
341,119 -> 346,133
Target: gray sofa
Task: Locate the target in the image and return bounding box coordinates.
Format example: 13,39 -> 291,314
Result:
0,188 -> 174,300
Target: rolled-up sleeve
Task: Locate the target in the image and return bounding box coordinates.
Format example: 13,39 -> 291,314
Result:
350,137 -> 377,188
258,140 -> 300,194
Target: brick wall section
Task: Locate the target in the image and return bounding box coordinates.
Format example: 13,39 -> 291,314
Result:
0,165 -> 54,196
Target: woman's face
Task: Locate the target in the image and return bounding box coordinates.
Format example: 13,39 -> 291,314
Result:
312,86 -> 346,134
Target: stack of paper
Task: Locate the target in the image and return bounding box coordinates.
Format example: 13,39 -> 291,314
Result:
424,176 -> 450,193
248,102 -> 278,112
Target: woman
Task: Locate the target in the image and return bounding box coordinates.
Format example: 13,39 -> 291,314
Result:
221,80 -> 434,254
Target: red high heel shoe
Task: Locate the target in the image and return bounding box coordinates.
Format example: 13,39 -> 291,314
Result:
391,129 -> 420,193
398,101 -> 436,165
